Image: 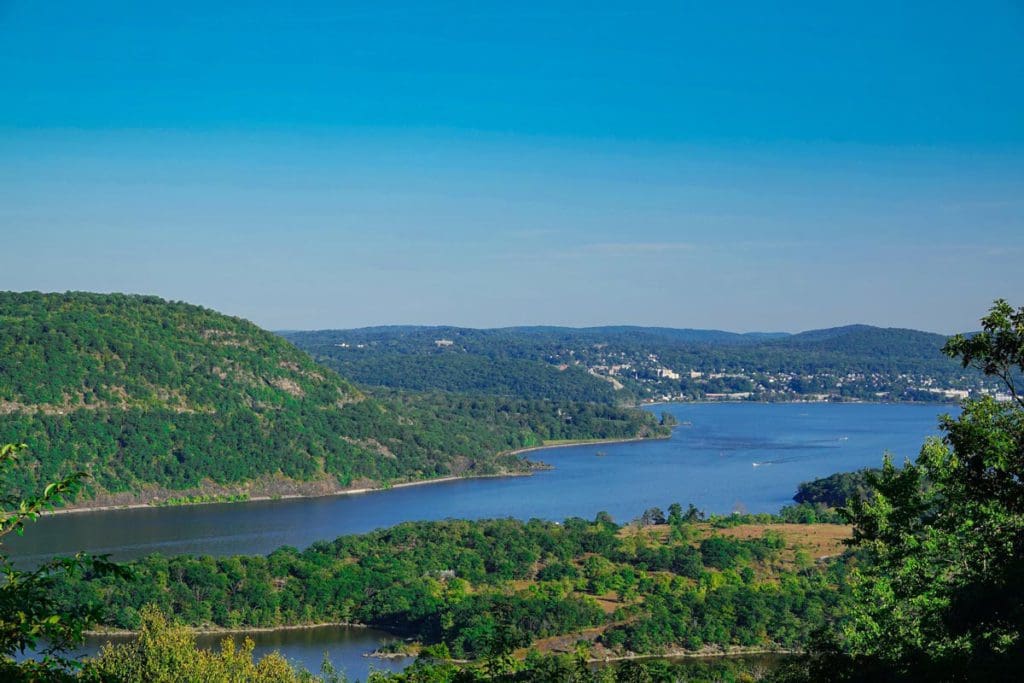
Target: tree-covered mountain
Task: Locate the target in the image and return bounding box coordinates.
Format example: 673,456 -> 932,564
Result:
283,324 -> 990,403
0,292 -> 664,507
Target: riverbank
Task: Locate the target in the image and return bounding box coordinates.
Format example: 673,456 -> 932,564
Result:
45,434 -> 665,517
45,472 -> 527,517
368,643 -> 795,665
640,397 -> 956,407
85,618 -> 793,667
85,620 -> 371,637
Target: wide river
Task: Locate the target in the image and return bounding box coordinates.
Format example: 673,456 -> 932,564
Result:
11,402 -> 952,679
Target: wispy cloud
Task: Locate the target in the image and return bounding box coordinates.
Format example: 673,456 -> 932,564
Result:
925,244 -> 1024,258
579,242 -> 697,255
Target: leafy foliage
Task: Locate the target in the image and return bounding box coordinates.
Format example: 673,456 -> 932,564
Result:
793,470 -> 876,508
0,293 -> 663,504
944,298 -> 1024,408
79,607 -> 314,683
299,352 -> 621,404
792,300 -> 1024,681
368,650 -> 781,682
0,444 -> 125,680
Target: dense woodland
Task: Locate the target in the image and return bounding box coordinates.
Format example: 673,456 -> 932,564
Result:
293,353 -> 619,404
0,293 -> 665,504
57,511 -> 848,661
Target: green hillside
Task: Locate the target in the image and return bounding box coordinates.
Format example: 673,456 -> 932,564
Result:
284,323 -> 989,403
0,292 -> 663,506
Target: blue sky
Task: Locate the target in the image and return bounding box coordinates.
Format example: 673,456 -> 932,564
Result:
1,1 -> 1022,332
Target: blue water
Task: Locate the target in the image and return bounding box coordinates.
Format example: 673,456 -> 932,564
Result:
7,402 -> 948,564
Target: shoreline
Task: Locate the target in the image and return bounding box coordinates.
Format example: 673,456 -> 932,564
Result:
640,398 -> 957,408
45,434 -> 666,517
85,621 -> 372,638
369,644 -> 794,665
84,619 -> 794,665
44,472 -> 528,517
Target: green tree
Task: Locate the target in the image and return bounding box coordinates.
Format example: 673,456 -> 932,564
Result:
803,300 -> 1024,681
638,508 -> 665,527
666,503 -> 683,526
944,298 -> 1024,408
79,606 -> 312,683
0,443 -> 124,680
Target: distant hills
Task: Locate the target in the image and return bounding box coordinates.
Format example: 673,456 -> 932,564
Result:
288,324 -> 792,346
0,292 -> 663,506
284,322 -> 946,346
0,292 -> 987,507
283,324 -> 985,403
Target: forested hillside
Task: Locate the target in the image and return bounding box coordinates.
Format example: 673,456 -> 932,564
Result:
284,324 -> 990,403
0,293 -> 664,506
316,354 -> 620,403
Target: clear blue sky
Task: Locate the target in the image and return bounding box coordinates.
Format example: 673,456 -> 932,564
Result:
1,1 -> 1022,333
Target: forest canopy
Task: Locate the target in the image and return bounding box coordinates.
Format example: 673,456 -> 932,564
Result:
0,292 -> 665,506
